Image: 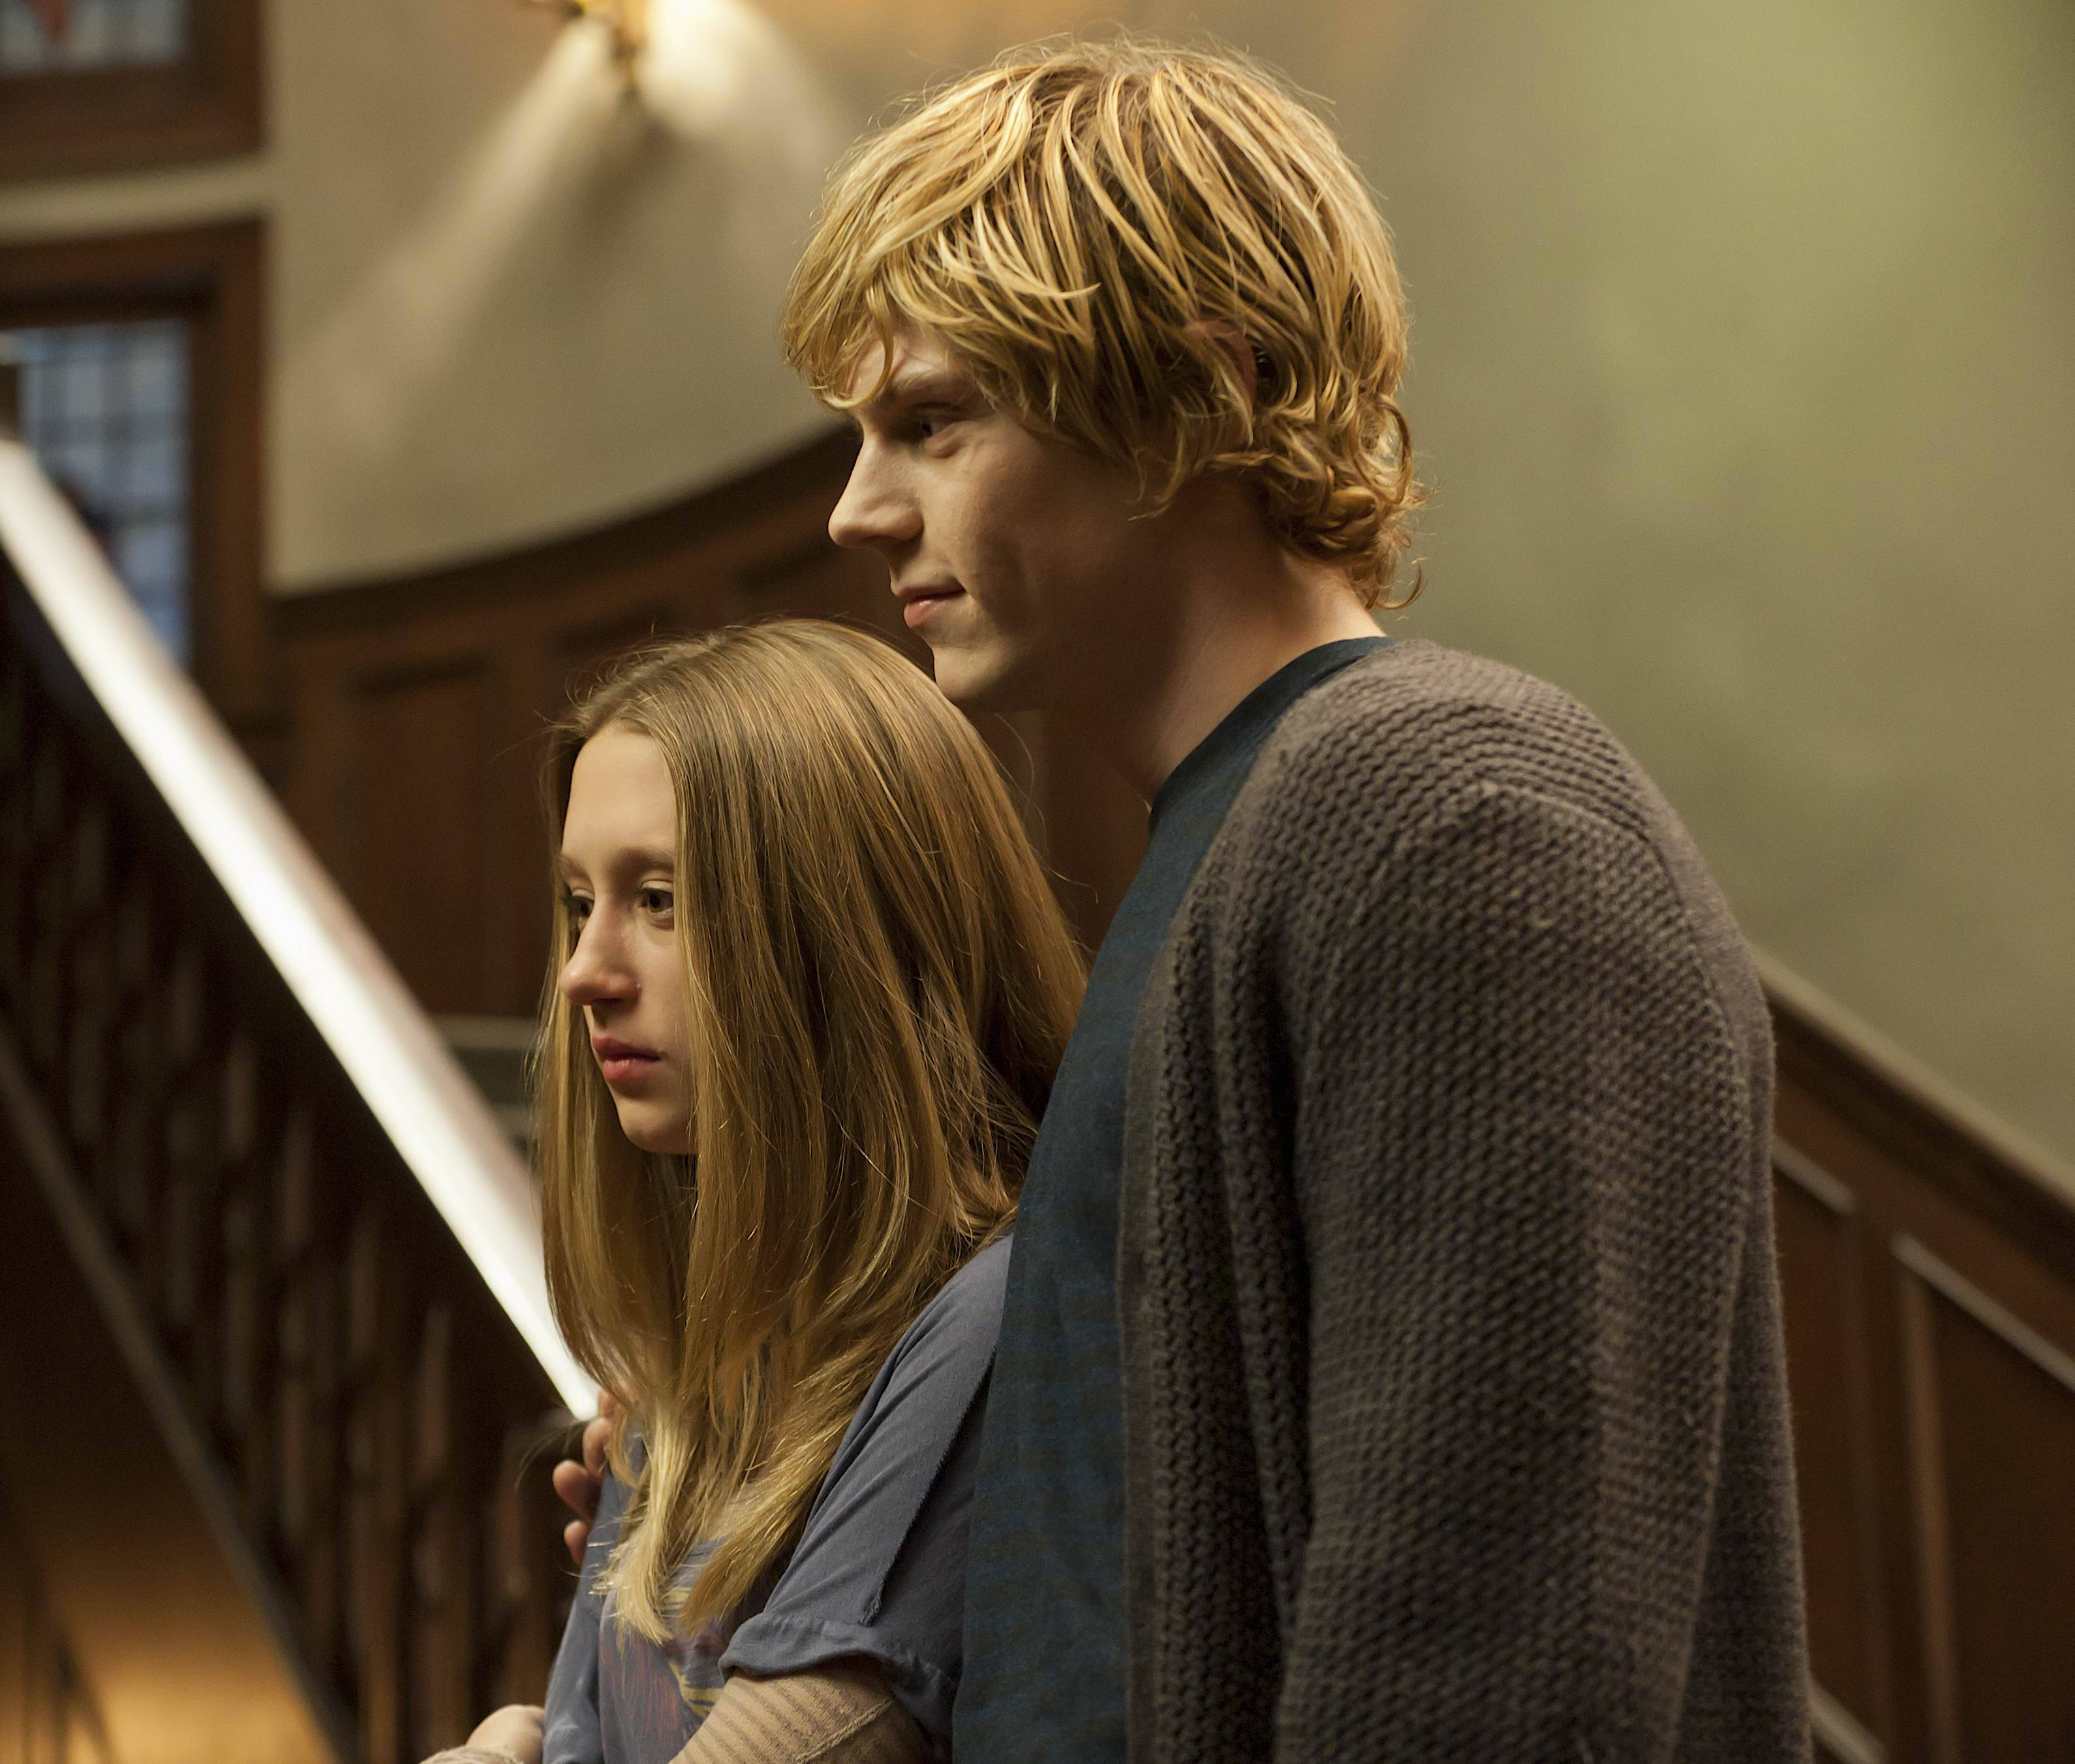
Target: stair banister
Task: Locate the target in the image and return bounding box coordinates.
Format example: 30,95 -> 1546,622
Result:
0,423 -> 594,1421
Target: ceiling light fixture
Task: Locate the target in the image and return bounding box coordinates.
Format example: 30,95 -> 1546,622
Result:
529,0 -> 649,84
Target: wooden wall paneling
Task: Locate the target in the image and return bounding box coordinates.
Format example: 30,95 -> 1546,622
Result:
1772,1144 -> 1890,1754
0,0 -> 264,180
1895,1255 -> 1963,1764
487,640 -> 559,1018
1776,1076 -> 1984,1764
1771,1001 -> 2075,1294
549,602 -> 686,701
1894,1239 -> 2075,1763
347,658 -> 497,1017
738,531 -> 900,632
1774,1000 -> 2075,1764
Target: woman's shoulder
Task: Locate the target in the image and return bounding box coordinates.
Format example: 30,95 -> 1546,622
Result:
905,1234 -> 1011,1344
857,1235 -> 1010,1422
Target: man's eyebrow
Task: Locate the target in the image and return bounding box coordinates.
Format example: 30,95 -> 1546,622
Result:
862,368 -> 977,413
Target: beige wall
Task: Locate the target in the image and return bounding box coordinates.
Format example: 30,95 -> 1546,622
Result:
1,0 -> 2068,1165
1335,0 -> 2075,1173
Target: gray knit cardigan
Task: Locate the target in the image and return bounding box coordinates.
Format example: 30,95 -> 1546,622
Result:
1117,641 -> 1811,1763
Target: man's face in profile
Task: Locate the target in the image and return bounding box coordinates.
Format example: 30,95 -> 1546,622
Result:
827,326 -> 1158,714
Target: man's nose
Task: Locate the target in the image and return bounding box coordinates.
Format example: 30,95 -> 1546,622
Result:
828,444 -> 920,553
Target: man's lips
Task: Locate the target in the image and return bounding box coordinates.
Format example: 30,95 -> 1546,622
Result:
896,583 -> 963,630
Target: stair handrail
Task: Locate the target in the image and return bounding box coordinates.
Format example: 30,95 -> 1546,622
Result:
0,414 -> 594,1420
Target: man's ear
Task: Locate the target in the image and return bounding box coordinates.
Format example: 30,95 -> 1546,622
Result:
1186,318 -> 1260,411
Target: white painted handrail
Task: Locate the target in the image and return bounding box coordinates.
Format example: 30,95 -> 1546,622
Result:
0,434 -> 596,1418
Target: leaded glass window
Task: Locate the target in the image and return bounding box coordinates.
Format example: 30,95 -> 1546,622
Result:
0,0 -> 187,72
5,320 -> 193,663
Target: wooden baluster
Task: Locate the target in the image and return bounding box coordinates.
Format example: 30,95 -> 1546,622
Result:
217,1030 -> 271,1484
61,798 -> 112,1174
180,1007 -> 243,1434
105,874 -> 167,1288
407,1301 -> 473,1754
0,658 -> 25,1005
348,1197 -> 409,1764
273,1104 -> 346,1675
157,942 -> 216,1366
23,742 -> 66,1080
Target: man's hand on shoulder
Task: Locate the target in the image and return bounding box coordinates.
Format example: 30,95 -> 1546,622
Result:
421,1704 -> 543,1764
550,1390 -> 616,1565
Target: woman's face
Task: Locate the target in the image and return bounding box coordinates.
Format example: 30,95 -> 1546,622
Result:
557,725 -> 694,1155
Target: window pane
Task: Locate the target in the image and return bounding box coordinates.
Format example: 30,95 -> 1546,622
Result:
0,0 -> 188,73
5,319 -> 194,663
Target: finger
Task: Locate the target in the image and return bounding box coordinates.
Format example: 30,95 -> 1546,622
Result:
582,1412 -> 611,1478
564,1517 -> 590,1565
551,1457 -> 602,1519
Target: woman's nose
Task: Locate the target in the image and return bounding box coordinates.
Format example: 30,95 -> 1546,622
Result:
558,917 -> 630,1008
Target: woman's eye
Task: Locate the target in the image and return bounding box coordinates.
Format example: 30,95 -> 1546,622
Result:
638,887 -> 675,917
564,892 -> 592,925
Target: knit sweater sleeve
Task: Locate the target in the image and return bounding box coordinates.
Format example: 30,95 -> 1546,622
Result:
1268,776 -> 1764,1761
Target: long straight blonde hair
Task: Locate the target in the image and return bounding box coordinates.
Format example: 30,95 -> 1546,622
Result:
536,621 -> 1084,1643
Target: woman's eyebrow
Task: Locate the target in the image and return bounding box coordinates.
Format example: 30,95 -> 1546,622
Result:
554,846 -> 675,881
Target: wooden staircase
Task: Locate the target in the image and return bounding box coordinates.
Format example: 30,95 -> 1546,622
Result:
0,425 -> 586,1764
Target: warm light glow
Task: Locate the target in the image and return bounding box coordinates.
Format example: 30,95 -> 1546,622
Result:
283,24 -> 630,489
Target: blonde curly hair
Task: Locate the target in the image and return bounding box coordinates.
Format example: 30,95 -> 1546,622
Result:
783,36 -> 1424,607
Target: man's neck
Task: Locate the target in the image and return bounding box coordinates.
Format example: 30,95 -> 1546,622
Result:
1056,525 -> 1383,803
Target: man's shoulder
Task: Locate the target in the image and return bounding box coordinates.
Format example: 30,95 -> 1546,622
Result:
1245,637 -> 1666,851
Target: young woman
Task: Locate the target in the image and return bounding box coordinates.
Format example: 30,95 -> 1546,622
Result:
436,620 -> 1084,1764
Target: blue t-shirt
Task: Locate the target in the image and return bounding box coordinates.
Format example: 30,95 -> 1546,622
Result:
955,639 -> 1392,1762
544,1237 -> 1009,1762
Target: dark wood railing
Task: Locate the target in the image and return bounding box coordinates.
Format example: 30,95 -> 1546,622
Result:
0,413 -> 585,1760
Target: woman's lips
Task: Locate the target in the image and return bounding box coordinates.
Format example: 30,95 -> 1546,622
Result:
592,1039 -> 661,1087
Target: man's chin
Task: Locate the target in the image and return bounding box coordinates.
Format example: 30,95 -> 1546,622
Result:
926,643 -> 1037,715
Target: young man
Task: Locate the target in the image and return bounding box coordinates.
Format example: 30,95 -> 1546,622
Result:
564,38 -> 1811,1763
